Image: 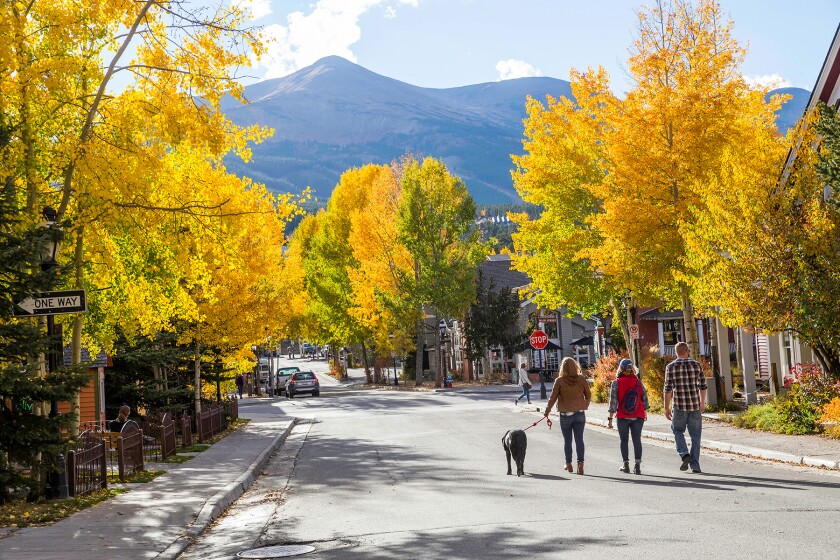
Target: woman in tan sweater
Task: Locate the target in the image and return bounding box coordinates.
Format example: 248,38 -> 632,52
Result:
544,357 -> 591,475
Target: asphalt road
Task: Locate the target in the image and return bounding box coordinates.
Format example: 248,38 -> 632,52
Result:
181,386 -> 840,560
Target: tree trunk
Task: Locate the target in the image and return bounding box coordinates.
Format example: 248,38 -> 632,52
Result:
194,339 -> 202,417
680,283 -> 700,359
434,312 -> 442,388
70,227 -> 85,437
361,341 -> 373,384
415,319 -> 424,386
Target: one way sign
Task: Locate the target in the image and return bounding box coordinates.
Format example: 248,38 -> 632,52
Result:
14,289 -> 87,317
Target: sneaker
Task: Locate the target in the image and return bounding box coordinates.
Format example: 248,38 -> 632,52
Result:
691,468 -> 702,473
619,462 -> 630,474
680,454 -> 691,471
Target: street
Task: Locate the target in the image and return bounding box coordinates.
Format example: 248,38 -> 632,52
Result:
180,379 -> 840,560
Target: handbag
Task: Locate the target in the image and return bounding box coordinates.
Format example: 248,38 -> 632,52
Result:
523,382 -> 532,390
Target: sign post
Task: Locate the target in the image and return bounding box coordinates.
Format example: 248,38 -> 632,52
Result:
530,330 -> 549,399
14,289 -> 87,317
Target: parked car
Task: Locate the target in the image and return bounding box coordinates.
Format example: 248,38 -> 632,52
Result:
256,363 -> 271,394
275,366 -> 300,396
302,343 -> 316,358
286,371 -> 319,398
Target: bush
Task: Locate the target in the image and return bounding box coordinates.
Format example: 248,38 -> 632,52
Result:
729,365 -> 840,435
642,353 -> 673,413
590,351 -> 627,403
821,397 -> 840,438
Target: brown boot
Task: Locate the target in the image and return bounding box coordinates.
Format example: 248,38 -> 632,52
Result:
577,461 -> 584,475
565,462 -> 573,473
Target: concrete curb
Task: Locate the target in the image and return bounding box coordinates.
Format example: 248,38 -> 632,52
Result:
154,419 -> 298,560
519,403 -> 840,471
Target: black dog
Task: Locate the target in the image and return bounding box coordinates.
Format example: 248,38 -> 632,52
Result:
503,429 -> 527,476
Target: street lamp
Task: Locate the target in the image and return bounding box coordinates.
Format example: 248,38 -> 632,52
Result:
439,320 -> 450,387
389,333 -> 398,387
39,207 -> 62,417
39,206 -> 67,499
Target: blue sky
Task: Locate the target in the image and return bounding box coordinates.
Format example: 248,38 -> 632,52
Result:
236,0 -> 840,93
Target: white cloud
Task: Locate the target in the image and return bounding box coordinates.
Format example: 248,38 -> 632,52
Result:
232,0 -> 273,21
259,1 -> 420,80
495,59 -> 542,81
744,73 -> 792,89
384,6 -> 397,18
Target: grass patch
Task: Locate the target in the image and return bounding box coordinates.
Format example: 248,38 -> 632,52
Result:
161,454 -> 192,464
0,488 -> 126,528
180,444 -> 211,454
200,418 -> 249,445
106,469 -> 165,485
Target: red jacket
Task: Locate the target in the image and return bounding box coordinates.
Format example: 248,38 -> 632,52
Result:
616,375 -> 646,419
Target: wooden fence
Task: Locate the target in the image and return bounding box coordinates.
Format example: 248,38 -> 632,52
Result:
116,421 -> 144,482
180,411 -> 193,448
141,412 -> 177,461
197,403 -> 225,443
67,431 -> 107,497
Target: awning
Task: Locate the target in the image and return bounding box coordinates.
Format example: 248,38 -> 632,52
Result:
570,336 -> 593,347
638,308 -> 684,321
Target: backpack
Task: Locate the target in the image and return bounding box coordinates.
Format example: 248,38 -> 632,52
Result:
620,379 -> 643,416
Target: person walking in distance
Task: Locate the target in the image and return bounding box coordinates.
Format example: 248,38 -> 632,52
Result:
664,342 -> 707,473
235,373 -> 245,399
608,358 -> 649,474
514,362 -> 532,405
544,357 -> 591,475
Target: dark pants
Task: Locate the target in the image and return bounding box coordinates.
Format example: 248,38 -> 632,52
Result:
559,411 -> 586,463
237,385 -> 243,398
616,417 -> 645,462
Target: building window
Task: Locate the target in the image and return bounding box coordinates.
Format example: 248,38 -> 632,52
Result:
782,330 -> 794,376
662,319 -> 683,346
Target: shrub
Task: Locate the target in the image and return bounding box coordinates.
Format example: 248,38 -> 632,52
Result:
642,354 -> 673,413
821,398 -> 840,438
789,363 -> 840,408
731,402 -> 784,432
590,350 -> 627,403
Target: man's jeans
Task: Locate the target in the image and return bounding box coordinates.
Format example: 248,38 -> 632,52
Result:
616,417 -> 645,462
559,411 -> 586,463
671,408 -> 702,469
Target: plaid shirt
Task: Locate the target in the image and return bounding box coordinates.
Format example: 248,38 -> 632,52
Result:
663,358 -> 707,411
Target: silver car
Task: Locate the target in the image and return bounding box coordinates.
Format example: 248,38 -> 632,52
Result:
275,366 -> 300,396
286,371 -> 320,398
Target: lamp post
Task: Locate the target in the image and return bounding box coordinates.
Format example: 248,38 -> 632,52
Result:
39,207 -> 62,417
39,207 -> 67,499
439,320 -> 450,387
389,333 -> 398,387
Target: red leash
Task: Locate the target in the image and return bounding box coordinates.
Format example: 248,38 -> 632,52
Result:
523,416 -> 552,431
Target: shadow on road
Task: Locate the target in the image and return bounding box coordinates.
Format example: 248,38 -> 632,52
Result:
589,470 -> 840,492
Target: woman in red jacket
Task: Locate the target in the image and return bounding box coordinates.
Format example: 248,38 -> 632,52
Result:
607,358 -> 649,474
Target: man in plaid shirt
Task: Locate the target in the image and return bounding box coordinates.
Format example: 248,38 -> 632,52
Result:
664,342 -> 707,473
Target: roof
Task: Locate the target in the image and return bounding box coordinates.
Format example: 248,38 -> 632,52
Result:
781,24 -> 840,184
638,308 -> 684,321
478,255 -> 531,291
571,336 -> 593,346
63,346 -> 108,368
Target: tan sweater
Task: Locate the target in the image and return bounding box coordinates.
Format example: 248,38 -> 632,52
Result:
546,375 -> 591,413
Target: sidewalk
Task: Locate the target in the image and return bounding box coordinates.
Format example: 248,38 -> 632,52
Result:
0,417 -> 296,560
517,394 -> 840,470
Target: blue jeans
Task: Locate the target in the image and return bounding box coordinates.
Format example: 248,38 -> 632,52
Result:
671,409 -> 702,469
516,385 -> 531,403
559,411 -> 586,463
616,418 -> 644,462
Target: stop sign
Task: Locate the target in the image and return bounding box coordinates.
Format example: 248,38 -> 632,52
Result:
530,330 -> 548,350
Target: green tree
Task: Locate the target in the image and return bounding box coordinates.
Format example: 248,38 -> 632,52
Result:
464,271 -> 525,376
0,124 -> 87,500
397,158 -> 486,387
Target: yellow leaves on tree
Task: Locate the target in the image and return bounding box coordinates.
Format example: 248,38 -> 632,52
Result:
512,0 -> 788,358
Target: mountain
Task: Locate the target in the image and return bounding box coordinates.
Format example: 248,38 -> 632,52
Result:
222,56 -> 572,203
769,87 -> 810,132
222,57 -> 811,204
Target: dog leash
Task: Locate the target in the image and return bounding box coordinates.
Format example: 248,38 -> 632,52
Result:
523,416 -> 552,431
